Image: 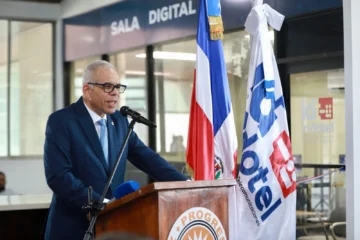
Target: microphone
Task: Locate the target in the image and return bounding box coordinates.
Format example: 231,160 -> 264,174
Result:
113,181 -> 140,200
120,106 -> 157,128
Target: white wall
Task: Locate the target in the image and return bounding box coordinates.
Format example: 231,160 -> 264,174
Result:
0,159 -> 51,195
344,0 -> 360,238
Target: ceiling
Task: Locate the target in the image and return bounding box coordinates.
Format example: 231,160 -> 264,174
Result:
0,0 -> 63,3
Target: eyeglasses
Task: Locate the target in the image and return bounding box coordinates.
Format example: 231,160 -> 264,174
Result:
88,82 -> 127,93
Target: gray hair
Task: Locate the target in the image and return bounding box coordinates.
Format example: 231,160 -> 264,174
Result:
82,60 -> 117,85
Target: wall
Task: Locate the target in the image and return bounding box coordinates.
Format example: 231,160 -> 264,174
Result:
344,0 -> 360,238
0,159 -> 51,195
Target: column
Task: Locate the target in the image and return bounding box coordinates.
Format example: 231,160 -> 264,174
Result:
344,0 -> 360,238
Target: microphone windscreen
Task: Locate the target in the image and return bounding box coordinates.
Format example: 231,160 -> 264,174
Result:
120,106 -> 129,116
113,181 -> 140,200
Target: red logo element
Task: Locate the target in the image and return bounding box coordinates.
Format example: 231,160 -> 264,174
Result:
269,131 -> 296,198
318,97 -> 333,120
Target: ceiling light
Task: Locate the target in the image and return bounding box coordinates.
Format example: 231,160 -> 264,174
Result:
124,70 -> 171,76
136,51 -> 196,61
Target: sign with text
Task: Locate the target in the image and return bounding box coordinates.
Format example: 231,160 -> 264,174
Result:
167,207 -> 226,240
302,97 -> 335,142
64,0 -> 342,61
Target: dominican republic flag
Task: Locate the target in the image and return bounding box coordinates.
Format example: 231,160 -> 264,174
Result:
186,0 -> 238,181
236,1 -> 297,239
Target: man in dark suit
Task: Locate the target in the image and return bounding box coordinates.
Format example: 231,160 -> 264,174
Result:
44,60 -> 188,240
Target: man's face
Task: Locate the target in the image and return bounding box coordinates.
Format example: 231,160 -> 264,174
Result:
0,174 -> 5,190
83,67 -> 120,117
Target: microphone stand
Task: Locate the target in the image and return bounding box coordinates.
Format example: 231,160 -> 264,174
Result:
83,119 -> 137,240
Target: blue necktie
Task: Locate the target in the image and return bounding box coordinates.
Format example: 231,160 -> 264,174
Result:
97,119 -> 109,167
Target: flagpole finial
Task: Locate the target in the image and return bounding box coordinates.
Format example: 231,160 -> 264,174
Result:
251,0 -> 263,7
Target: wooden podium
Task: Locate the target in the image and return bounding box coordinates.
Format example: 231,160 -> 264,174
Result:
96,179 -> 236,240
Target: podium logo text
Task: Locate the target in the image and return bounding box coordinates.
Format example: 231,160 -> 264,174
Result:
168,207 -> 226,240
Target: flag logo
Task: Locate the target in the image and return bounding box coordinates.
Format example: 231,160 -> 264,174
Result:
234,2 -> 296,239
269,131 -> 296,198
214,155 -> 224,179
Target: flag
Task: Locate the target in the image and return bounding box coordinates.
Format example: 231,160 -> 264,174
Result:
186,0 -> 238,180
235,1 -> 297,239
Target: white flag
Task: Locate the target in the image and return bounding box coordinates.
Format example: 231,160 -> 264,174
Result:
235,1 -> 297,239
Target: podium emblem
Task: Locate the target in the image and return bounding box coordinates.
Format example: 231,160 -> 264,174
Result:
168,207 -> 226,240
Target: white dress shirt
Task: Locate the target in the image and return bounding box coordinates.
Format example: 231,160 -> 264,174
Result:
83,101 -> 110,202
83,102 -> 107,139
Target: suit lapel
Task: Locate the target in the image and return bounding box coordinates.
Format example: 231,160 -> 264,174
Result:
75,97 -> 109,174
